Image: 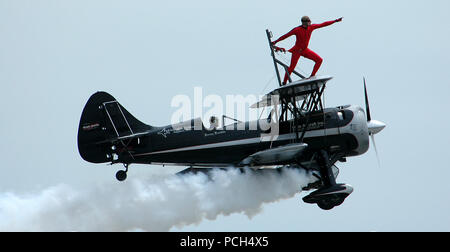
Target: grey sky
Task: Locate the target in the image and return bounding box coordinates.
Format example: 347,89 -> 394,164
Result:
1,0 -> 449,231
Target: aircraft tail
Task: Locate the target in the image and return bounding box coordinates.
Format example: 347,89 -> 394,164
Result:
77,91 -> 152,163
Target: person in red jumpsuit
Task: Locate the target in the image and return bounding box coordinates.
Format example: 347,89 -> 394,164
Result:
272,16 -> 343,84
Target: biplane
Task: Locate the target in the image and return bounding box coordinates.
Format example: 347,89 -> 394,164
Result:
77,30 -> 386,210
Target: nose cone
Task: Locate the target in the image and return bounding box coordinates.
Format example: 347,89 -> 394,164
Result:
367,120 -> 386,135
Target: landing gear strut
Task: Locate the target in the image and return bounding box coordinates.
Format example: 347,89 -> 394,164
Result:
303,151 -> 353,210
116,163 -> 129,182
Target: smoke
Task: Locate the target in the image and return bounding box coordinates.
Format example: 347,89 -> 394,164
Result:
0,168 -> 316,231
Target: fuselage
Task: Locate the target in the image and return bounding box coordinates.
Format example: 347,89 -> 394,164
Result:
120,105 -> 370,167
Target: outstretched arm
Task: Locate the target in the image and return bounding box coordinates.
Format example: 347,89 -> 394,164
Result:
311,17 -> 343,30
272,28 -> 296,44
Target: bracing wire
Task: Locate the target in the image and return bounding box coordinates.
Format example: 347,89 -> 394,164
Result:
258,74 -> 276,120
261,74 -> 276,94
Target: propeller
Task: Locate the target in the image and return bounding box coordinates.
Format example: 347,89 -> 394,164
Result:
363,77 -> 386,166
370,134 -> 381,167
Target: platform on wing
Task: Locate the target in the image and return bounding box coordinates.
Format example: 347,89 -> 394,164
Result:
251,76 -> 333,108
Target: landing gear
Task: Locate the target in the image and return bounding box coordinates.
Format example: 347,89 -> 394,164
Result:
318,201 -> 335,211
303,184 -> 353,210
317,196 -> 346,210
116,163 -> 129,182
302,151 -> 354,210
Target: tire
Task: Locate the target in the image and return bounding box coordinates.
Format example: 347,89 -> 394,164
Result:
317,201 -> 335,210
116,170 -> 127,181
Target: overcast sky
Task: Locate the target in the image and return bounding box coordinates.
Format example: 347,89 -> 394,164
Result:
1,0 -> 450,231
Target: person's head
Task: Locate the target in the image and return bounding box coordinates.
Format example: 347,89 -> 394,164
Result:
301,16 -> 311,27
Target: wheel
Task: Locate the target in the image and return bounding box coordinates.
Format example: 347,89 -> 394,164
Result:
334,197 -> 346,206
317,196 -> 338,210
316,194 -> 347,210
317,201 -> 335,210
116,170 -> 127,181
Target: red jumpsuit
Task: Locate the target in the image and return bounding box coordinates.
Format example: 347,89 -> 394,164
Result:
273,20 -> 338,83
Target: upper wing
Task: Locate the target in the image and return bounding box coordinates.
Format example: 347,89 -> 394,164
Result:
251,76 -> 333,108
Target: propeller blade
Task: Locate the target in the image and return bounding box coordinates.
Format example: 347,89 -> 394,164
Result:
364,77 -> 384,168
364,77 -> 371,122
370,134 -> 381,168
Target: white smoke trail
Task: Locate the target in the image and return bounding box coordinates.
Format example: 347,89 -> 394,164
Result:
0,168 -> 316,231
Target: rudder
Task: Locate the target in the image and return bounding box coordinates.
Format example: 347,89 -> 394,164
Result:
77,91 -> 151,163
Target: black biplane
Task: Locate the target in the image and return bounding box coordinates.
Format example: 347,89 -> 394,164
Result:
77,30 -> 386,210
